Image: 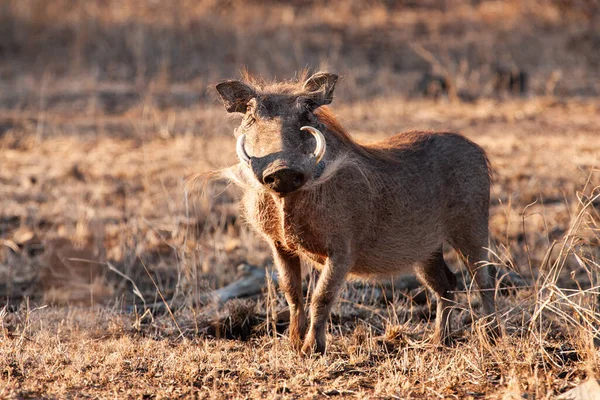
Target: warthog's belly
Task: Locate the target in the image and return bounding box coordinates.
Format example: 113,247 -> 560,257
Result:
297,237 -> 440,280
348,260 -> 418,280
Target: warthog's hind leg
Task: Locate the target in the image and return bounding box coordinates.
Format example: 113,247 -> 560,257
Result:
459,248 -> 500,340
272,243 -> 307,351
450,230 -> 500,340
448,206 -> 500,340
415,247 -> 457,345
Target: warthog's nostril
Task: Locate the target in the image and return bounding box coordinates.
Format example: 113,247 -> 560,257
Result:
262,168 -> 306,194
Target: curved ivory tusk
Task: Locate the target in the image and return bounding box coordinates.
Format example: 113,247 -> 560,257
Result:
300,126 -> 326,163
236,133 -> 251,166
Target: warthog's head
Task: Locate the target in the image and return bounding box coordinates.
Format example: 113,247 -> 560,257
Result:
216,72 -> 338,195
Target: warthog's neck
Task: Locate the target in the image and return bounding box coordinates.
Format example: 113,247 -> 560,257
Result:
279,190 -> 329,255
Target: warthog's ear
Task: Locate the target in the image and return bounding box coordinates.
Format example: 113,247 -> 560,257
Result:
302,72 -> 338,108
215,80 -> 256,113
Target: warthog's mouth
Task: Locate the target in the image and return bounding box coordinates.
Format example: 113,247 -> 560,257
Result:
235,126 -> 326,167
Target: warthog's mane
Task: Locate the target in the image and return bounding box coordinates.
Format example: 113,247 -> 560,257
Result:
313,106 -> 407,163
237,68 -> 315,96
316,105 -> 493,185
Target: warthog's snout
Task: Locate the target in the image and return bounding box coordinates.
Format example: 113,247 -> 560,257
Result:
262,168 -> 306,194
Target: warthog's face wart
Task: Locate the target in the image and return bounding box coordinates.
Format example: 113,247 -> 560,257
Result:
216,72 -> 337,195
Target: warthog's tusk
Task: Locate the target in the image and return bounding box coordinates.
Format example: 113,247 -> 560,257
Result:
301,126 -> 326,163
236,133 -> 251,166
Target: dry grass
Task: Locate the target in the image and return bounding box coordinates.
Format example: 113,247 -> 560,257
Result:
1,1 -> 600,398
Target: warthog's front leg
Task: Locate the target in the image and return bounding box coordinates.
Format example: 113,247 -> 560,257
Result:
272,243 -> 306,351
302,254 -> 352,355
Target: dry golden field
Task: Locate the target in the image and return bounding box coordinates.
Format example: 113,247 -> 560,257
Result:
1,1 -> 600,398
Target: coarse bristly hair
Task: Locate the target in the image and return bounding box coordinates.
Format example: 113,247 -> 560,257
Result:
211,71 -> 497,355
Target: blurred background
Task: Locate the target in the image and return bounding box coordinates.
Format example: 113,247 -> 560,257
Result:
1,0 -> 599,310
1,0 -> 599,103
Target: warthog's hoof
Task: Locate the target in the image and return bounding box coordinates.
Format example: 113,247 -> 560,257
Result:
474,315 -> 501,344
288,312 -> 307,352
289,330 -> 305,352
301,329 -> 326,356
484,320 -> 501,343
431,330 -> 454,347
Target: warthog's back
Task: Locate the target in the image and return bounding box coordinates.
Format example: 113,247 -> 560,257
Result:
346,130 -> 491,278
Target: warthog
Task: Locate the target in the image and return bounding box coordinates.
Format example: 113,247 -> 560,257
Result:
215,71 -> 498,354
